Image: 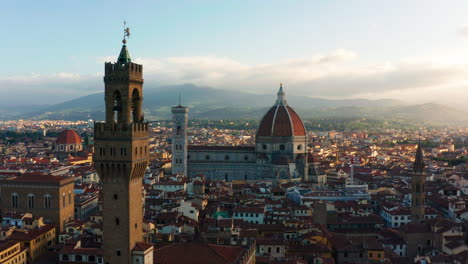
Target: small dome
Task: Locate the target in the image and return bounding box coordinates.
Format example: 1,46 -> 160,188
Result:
56,130 -> 82,145
257,85 -> 306,137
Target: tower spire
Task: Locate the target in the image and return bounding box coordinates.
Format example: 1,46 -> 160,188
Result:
276,83 -> 287,105
178,88 -> 182,107
414,135 -> 425,174
117,21 -> 132,64
411,132 -> 426,223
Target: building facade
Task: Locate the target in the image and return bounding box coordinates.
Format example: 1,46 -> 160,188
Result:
0,174 -> 74,232
171,104 -> 189,175
93,37 -> 152,263
0,241 -> 28,264
186,84 -> 310,182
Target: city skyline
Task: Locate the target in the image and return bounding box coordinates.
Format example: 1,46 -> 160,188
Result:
3,0 -> 468,108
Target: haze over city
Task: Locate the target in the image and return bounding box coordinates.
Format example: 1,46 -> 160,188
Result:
3,0 -> 468,109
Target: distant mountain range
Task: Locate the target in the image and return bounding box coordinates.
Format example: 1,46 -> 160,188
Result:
1,84 -> 466,125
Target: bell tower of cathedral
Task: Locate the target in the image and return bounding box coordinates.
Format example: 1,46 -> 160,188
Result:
93,29 -> 149,263
171,95 -> 189,175
411,137 -> 426,223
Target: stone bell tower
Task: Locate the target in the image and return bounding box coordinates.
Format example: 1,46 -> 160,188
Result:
93,28 -> 150,264
411,137 -> 426,223
171,93 -> 189,175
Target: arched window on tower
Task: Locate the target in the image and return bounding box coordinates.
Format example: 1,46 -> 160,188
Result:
113,90 -> 122,123
131,88 -> 141,123
176,125 -> 181,135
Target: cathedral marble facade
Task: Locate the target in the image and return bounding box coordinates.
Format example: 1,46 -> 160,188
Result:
175,84 -> 315,182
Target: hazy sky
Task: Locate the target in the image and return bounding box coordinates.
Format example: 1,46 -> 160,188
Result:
2,0 -> 468,107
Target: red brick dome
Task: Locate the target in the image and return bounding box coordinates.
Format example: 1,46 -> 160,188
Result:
257,85 -> 306,137
257,105 -> 306,137
56,129 -> 82,145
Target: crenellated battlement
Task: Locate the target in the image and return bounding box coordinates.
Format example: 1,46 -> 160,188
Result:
94,121 -> 149,139
104,62 -> 143,83
171,105 -> 189,113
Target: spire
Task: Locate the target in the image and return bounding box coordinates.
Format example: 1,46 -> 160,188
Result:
117,21 -> 131,64
178,88 -> 182,107
276,83 -> 287,105
414,136 -> 425,174
117,45 -> 131,64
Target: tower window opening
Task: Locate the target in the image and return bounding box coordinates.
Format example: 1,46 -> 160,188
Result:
176,125 -> 181,135
116,250 -> 121,256
113,91 -> 122,123
131,88 -> 141,123
114,194 -> 118,200
115,218 -> 120,225
280,144 -> 285,151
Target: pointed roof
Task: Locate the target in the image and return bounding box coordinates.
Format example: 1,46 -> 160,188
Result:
414,138 -> 425,174
117,45 -> 131,64
275,83 -> 287,105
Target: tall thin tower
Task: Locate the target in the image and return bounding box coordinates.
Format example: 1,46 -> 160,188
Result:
411,137 -> 426,223
93,26 -> 149,263
171,93 -> 189,175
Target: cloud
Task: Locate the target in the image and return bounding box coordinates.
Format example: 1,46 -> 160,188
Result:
1,49 -> 468,107
133,51 -> 467,101
459,23 -> 468,37
0,73 -> 101,105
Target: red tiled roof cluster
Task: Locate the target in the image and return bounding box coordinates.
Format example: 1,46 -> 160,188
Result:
154,243 -> 244,264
